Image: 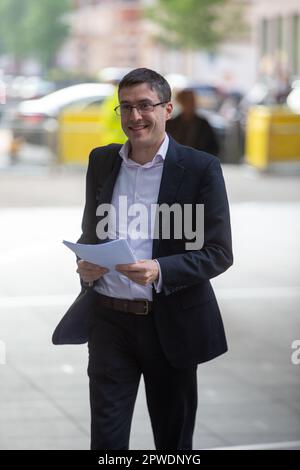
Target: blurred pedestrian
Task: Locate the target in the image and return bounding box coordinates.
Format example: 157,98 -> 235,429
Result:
166,88 -> 219,155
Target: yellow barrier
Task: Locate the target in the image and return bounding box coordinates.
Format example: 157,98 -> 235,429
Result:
58,90 -> 126,164
245,106 -> 300,169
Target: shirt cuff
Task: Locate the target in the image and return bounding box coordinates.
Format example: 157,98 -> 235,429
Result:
153,259 -> 163,293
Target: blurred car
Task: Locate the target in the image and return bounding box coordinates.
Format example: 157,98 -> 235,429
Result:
7,75 -> 56,101
189,84 -> 226,112
6,82 -> 114,159
286,80 -> 300,113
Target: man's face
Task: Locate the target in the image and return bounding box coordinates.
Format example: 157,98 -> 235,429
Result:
118,83 -> 173,150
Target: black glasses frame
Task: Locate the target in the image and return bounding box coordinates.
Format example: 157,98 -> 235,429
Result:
114,101 -> 168,116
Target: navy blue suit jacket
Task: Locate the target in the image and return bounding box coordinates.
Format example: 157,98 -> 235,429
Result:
53,136 -> 233,368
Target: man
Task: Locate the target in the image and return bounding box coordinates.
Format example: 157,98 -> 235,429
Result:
53,68 -> 233,450
166,88 -> 219,156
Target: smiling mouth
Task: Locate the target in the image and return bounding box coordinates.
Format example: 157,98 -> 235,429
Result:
129,125 -> 148,131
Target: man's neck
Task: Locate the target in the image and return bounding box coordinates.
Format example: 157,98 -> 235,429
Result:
129,137 -> 165,165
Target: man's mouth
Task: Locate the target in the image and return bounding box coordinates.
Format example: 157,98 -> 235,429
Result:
128,125 -> 148,131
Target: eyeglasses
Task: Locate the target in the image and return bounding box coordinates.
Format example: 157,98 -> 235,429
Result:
114,101 -> 168,116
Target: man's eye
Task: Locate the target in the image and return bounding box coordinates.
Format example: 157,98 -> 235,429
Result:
140,103 -> 152,111
121,104 -> 132,112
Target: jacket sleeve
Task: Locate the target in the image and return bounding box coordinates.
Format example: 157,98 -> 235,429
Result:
157,158 -> 233,295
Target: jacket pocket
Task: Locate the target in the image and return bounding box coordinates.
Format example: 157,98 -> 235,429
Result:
179,283 -> 215,309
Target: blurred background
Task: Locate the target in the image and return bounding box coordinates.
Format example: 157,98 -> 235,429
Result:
0,0 -> 299,450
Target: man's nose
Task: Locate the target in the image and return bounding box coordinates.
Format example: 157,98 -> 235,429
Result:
130,107 -> 143,119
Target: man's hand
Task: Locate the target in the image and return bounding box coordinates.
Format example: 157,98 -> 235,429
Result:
76,260 -> 109,283
115,259 -> 159,286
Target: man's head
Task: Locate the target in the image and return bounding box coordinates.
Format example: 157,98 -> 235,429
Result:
117,68 -> 173,152
176,89 -> 197,117
118,68 -> 172,103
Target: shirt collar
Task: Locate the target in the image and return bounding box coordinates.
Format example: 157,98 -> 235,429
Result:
119,134 -> 169,167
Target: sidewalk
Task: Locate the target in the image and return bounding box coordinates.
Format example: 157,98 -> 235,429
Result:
0,166 -> 299,449
1,284 -> 299,449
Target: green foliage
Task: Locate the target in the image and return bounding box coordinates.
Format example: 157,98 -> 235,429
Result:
0,0 -> 71,68
146,0 -> 246,51
0,0 -> 29,57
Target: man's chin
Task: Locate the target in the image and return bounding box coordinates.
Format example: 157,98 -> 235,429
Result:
129,132 -> 150,145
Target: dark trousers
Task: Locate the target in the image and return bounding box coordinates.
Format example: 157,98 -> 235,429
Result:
88,305 -> 198,450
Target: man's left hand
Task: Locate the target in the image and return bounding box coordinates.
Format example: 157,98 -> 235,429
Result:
115,259 -> 159,286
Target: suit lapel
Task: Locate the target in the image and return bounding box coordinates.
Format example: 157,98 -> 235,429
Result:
96,154 -> 122,205
152,137 -> 185,258
95,150 -> 122,245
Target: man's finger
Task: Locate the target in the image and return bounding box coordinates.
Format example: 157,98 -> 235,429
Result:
78,260 -> 107,269
116,262 -> 147,272
120,272 -> 150,284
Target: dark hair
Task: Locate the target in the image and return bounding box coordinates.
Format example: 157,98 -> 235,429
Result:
118,68 -> 171,102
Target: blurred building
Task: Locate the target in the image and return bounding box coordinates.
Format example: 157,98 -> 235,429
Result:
56,0 -> 300,93
58,0 -> 144,74
252,0 -> 300,81
57,0 -> 256,91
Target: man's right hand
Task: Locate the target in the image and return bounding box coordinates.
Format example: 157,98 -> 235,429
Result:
76,259 -> 109,283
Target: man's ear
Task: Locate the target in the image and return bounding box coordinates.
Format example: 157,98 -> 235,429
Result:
165,102 -> 173,121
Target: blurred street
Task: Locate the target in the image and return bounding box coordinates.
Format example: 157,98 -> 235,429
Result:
0,160 -> 299,450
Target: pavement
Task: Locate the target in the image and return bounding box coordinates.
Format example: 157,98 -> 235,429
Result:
0,154 -> 299,450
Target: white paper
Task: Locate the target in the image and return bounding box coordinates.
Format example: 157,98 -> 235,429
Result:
63,239 -> 137,270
